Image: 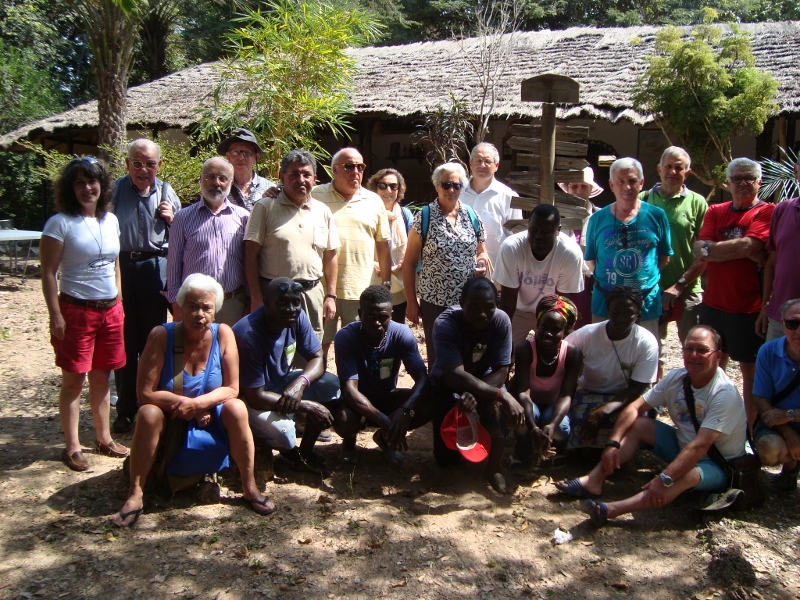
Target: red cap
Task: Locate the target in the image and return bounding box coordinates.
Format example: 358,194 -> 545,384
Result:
440,406 -> 491,463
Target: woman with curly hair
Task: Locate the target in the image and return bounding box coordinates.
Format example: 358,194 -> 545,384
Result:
41,157 -> 129,471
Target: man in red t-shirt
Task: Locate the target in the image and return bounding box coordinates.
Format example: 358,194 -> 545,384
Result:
693,157 -> 774,427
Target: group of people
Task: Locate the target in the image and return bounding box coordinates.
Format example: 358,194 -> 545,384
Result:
40,128 -> 800,529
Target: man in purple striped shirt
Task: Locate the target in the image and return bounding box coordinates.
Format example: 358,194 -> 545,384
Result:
167,157 -> 250,326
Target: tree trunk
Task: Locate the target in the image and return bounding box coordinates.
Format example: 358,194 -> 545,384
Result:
80,0 -> 142,168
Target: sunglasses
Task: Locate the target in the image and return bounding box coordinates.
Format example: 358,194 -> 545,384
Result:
229,149 -> 254,159
337,162 -> 366,173
784,318 -> 800,331
69,156 -> 99,166
131,160 -> 159,169
276,281 -> 304,294
440,182 -> 463,191
377,182 -> 399,191
620,224 -> 629,249
730,176 -> 757,185
681,346 -> 719,357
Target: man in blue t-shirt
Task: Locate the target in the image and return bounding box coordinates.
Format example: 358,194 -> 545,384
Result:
335,285 -> 432,465
233,277 -> 343,476
584,157 -> 672,340
431,277 -> 525,494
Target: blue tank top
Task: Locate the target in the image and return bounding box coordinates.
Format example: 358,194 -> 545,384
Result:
159,322 -> 223,396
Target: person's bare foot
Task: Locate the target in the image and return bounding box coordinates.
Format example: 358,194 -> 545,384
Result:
112,498 -> 144,528
485,472 -> 512,495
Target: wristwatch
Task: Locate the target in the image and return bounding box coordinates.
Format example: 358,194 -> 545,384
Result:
659,472 -> 674,488
604,440 -> 621,449
382,280 -> 392,289
677,276 -> 687,286
324,293 -> 337,301
700,241 -> 710,257
787,409 -> 796,421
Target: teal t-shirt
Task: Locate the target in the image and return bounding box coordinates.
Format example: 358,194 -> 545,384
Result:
640,184 -> 707,293
584,202 -> 672,321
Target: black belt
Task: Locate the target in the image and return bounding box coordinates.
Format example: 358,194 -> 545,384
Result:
123,250 -> 167,260
224,286 -> 245,299
59,293 -> 117,309
263,278 -> 319,290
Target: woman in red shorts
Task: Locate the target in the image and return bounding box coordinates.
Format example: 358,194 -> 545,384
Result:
41,157 -> 129,471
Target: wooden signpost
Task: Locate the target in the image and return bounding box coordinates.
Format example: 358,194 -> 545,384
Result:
504,74 -> 592,233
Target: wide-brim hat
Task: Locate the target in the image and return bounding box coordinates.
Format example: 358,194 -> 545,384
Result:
217,128 -> 263,155
558,166 -> 603,198
440,406 -> 492,463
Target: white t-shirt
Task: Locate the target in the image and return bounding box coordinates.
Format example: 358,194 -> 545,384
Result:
43,212 -> 120,299
644,367 -> 747,460
460,178 -> 522,265
493,231 -> 584,313
565,321 -> 658,394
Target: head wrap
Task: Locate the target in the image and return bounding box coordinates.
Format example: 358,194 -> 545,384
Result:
535,294 -> 579,333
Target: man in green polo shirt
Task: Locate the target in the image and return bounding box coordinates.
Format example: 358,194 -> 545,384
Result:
640,146 -> 708,378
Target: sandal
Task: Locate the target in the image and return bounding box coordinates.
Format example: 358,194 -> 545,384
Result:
113,507 -> 143,529
774,462 -> 800,492
555,478 -> 599,499
249,496 -> 277,516
585,499 -> 608,527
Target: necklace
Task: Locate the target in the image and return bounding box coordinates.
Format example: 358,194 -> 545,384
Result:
536,338 -> 560,366
82,216 -> 103,261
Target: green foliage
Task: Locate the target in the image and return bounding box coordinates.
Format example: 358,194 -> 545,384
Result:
632,24 -> 778,190
0,152 -> 50,230
194,0 -> 383,178
410,93 -> 474,172
19,138 -> 215,206
758,148 -> 800,203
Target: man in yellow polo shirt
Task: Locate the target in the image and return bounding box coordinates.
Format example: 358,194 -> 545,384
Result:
244,149 -> 340,340
313,147 -> 392,361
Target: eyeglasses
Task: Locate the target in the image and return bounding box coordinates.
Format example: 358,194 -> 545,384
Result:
620,224 -> 629,249
681,346 -> 719,357
377,182 -> 399,191
229,149 -> 255,159
784,318 -> 800,331
470,159 -> 495,167
337,162 -> 366,173
203,174 -> 231,184
276,281 -> 304,294
130,160 -> 159,170
69,156 -> 98,166
440,182 -> 463,191
729,176 -> 757,185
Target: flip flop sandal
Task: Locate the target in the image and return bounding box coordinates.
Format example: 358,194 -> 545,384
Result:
555,478 -> 599,499
113,507 -> 143,529
585,499 -> 608,527
249,496 -> 277,516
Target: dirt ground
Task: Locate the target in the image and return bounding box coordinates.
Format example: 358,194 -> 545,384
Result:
1,276 -> 799,600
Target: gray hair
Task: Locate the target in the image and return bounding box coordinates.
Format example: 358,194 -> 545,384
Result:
470,142 -> 500,164
280,149 -> 317,174
127,138 -> 161,160
780,298 -> 800,320
609,157 -> 644,180
726,157 -> 761,181
432,162 -> 468,187
176,273 -> 224,313
660,146 -> 691,169
202,156 -> 234,175
331,147 -> 362,165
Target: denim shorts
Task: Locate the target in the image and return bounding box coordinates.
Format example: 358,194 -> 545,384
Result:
651,420 -> 729,493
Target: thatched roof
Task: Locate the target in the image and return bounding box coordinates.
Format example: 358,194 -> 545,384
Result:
2,21 -> 799,151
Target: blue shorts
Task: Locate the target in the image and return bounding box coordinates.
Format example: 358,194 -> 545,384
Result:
651,420 -> 729,493
754,419 -> 800,441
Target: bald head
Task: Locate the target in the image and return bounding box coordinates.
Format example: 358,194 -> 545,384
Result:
126,138 -> 163,193
201,157 -> 234,208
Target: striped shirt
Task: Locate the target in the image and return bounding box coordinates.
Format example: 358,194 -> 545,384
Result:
167,198 -> 249,302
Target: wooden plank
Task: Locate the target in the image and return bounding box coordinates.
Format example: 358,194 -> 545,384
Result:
507,137 -> 588,157
521,74 -> 580,104
507,169 -> 587,185
511,194 -> 592,214
507,217 -> 584,234
515,154 -> 589,170
540,102 -> 556,204
508,124 -> 589,141
504,219 -> 527,231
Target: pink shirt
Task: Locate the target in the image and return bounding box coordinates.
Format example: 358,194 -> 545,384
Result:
765,197 -> 800,321
528,338 -> 569,406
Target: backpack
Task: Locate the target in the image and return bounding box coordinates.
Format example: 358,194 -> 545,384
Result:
416,203 -> 481,273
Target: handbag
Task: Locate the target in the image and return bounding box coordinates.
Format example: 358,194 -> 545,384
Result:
683,375 -> 764,510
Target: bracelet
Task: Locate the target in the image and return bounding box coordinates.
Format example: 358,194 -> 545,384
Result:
604,440 -> 621,449
324,293 -> 337,301
382,280 -> 392,289
297,374 -> 311,388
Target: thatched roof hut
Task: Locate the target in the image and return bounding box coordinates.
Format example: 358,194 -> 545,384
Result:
1,21 -> 798,152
